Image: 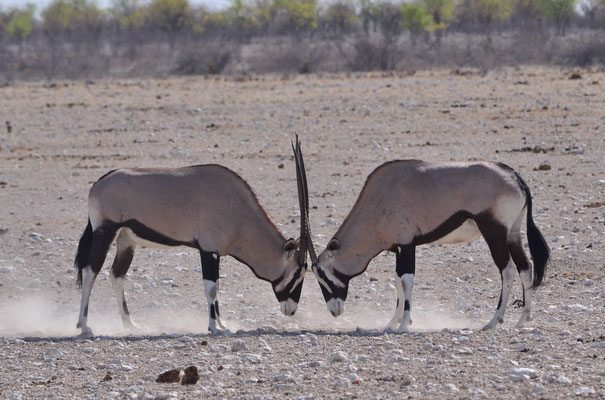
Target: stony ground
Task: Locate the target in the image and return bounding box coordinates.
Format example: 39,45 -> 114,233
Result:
0,67 -> 604,399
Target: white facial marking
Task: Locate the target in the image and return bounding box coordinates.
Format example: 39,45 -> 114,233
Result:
289,273 -> 304,294
327,298 -> 344,317
312,266 -> 333,294
275,269 -> 296,292
322,268 -> 346,288
280,298 -> 298,316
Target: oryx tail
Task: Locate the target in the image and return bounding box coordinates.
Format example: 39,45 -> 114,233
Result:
512,169 -> 549,289
75,219 -> 93,287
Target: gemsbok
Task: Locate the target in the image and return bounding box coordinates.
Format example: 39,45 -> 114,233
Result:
74,138 -> 311,336
310,160 -> 550,331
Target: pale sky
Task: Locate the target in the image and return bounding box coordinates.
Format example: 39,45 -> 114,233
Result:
0,0 -> 231,12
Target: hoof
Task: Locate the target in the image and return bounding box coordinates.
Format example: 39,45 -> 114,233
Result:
79,327 -> 94,337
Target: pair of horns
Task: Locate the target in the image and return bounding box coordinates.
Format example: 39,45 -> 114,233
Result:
293,135 -> 317,266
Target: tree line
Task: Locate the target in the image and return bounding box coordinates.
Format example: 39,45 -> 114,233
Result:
0,0 -> 604,79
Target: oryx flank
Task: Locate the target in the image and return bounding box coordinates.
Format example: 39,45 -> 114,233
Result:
74,140 -> 311,336
310,160 -> 550,331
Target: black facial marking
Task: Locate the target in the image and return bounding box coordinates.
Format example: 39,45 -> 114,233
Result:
209,304 -> 216,320
315,267 -> 349,301
404,300 -> 410,311
272,264 -> 305,302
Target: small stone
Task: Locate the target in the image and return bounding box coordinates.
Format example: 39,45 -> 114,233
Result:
274,373 -> 294,383
331,351 -> 348,362
573,386 -> 595,396
348,373 -> 362,384
231,340 -> 247,352
326,218 -> 339,225
538,163 -> 551,171
514,343 -> 528,352
243,354 -> 262,364
0,266 -> 15,273
532,383 -> 545,394
507,367 -> 538,381
102,372 -> 112,382
181,366 -> 199,385
333,376 -> 349,388
156,369 -> 181,383
445,383 -> 460,392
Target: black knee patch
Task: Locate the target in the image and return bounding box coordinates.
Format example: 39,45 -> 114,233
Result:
395,244 -> 415,277
209,303 -> 216,320
404,300 -> 411,311
200,251 -> 219,281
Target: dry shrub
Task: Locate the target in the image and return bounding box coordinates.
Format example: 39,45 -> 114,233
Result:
174,40 -> 235,75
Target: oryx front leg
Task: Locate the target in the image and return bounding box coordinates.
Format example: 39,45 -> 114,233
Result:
201,251 -> 226,333
388,244 -> 415,332
109,230 -> 139,332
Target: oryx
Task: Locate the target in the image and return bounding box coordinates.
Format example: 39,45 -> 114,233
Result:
309,160 -> 550,331
74,139 -> 311,336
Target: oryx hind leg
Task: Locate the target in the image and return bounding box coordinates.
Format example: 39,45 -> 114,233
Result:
77,226 -> 116,336
508,208 -> 533,327
476,215 -> 514,330
109,229 -> 139,332
200,250 -> 226,333
387,244 -> 415,332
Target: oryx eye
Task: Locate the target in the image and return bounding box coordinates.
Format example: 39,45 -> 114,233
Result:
328,238 -> 341,251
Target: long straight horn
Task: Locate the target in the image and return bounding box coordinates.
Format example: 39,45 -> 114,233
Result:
293,136 -> 308,267
294,136 -> 317,265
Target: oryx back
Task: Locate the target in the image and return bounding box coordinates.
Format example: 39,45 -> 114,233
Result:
88,165 -> 263,253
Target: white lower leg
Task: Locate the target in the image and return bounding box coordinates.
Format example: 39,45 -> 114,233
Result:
398,273 -> 414,332
517,269 -> 533,326
387,275 -> 405,330
110,273 -> 137,330
204,279 -> 220,333
77,266 -> 96,335
483,261 -> 515,330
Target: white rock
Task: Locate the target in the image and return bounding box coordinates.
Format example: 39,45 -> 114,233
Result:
445,383 -> 460,392
243,354 -> 262,364
0,266 -> 15,273
274,373 -> 294,383
331,351 -> 348,362
532,383 -> 545,394
231,340 -> 247,352
507,367 -> 539,380
573,386 -> 595,396
348,373 -> 362,383
333,376 -> 349,388
471,389 -> 488,398
457,347 -> 473,355
245,376 -> 259,383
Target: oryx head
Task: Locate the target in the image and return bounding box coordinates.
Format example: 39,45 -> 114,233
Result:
312,237 -> 351,317
271,136 -> 311,316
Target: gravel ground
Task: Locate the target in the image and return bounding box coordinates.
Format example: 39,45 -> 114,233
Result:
0,67 -> 604,399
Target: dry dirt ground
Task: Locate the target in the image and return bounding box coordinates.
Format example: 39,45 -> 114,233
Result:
0,67 -> 604,399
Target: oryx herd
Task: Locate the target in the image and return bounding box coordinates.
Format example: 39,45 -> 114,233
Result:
74,137 -> 550,336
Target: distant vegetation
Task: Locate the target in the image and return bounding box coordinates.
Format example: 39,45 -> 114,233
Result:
0,0 -> 604,80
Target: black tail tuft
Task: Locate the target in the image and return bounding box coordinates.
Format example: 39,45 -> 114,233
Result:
75,219 -> 93,287
516,173 -> 550,289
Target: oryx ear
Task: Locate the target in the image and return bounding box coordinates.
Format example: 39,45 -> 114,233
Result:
283,238 -> 297,258
327,238 -> 341,252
